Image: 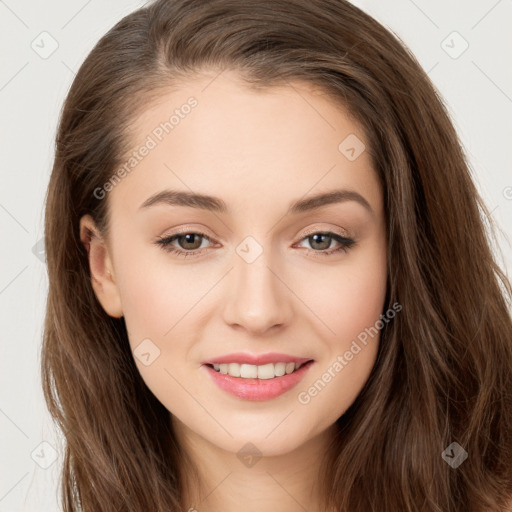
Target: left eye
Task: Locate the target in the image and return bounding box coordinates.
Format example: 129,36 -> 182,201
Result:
296,232 -> 356,255
155,231 -> 355,258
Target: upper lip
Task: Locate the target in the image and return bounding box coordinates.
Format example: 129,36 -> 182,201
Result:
202,352 -> 314,366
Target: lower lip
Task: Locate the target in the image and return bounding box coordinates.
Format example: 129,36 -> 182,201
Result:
202,361 -> 314,401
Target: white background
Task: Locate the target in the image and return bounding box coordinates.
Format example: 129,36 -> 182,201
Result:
0,1 -> 511,510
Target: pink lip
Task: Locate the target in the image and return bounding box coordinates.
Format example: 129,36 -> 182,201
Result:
202,352 -> 312,365
202,360 -> 315,401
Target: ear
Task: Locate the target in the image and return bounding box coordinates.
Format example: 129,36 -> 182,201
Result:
79,214 -> 123,318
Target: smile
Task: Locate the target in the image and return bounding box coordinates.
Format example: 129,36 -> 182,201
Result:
208,361 -> 308,379
202,360 -> 314,401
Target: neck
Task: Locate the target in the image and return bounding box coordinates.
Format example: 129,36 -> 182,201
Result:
172,416 -> 337,512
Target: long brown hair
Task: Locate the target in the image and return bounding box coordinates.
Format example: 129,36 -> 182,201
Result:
42,0 -> 512,510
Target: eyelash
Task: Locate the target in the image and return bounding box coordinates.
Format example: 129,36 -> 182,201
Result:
155,230 -> 356,258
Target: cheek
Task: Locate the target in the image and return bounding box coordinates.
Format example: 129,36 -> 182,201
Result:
115,255 -> 201,410
118,262 -> 193,347
295,265 -> 387,418
110,233 -> 181,354
299,242 -> 387,348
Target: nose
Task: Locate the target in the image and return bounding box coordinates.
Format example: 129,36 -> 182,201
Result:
222,248 -> 293,335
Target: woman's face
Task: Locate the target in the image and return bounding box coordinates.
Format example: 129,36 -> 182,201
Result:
81,70 -> 387,457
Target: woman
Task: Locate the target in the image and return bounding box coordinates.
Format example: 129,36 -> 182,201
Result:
42,0 -> 512,510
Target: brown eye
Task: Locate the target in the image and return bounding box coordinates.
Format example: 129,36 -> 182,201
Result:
296,231 -> 356,256
174,233 -> 204,250
308,233 -> 333,251
155,232 -> 213,257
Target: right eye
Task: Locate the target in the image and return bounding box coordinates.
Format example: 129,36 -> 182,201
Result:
155,232 -> 215,258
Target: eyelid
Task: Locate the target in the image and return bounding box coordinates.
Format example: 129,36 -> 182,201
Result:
159,224 -> 215,237
156,225 -> 219,244
299,225 -> 350,239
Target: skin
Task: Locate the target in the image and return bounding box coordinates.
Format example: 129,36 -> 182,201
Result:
80,70 -> 387,512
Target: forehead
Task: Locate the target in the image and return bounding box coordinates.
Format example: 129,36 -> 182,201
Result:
107,70 -> 382,221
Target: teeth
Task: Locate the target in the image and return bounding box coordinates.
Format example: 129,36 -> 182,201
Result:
211,361 -> 306,379
274,362 -> 286,377
241,364 -> 258,378
227,362 -> 240,377
285,362 -> 295,375
256,363 -> 274,379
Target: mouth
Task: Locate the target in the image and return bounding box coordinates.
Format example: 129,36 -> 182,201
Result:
202,360 -> 315,401
204,360 -> 313,379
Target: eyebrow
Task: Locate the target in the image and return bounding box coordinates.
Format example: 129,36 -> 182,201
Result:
139,188 -> 373,216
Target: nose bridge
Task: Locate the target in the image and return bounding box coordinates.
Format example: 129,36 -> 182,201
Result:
222,235 -> 292,333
